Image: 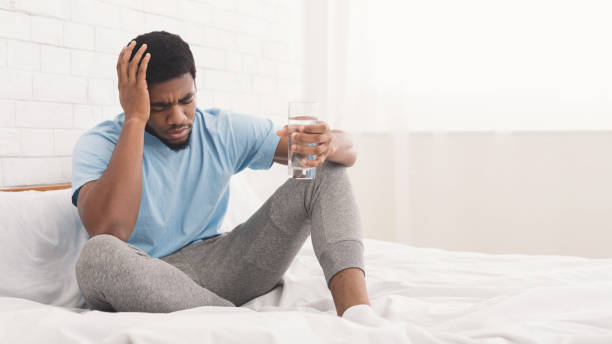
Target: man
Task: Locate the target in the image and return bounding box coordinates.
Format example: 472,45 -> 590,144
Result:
73,31 -> 386,325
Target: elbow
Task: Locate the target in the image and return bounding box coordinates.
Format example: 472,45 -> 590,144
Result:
345,147 -> 358,167
79,207 -> 135,243
86,224 -> 132,242
331,147 -> 357,167
345,133 -> 357,167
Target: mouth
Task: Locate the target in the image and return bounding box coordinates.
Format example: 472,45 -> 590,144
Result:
165,127 -> 190,141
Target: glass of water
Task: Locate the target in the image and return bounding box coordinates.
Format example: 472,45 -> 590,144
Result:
288,101 -> 319,179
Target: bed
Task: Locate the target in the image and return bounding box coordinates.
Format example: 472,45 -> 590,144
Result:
1,176 -> 612,343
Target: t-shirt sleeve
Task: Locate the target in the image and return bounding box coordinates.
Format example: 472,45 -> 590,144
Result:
226,112 -> 282,174
71,131 -> 116,207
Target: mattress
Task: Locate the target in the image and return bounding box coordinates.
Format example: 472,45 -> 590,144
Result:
1,237 -> 612,344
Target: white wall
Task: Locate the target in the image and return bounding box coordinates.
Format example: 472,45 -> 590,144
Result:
345,131 -> 612,258
293,0 -> 612,257
0,0 -> 304,187
319,0 -> 612,133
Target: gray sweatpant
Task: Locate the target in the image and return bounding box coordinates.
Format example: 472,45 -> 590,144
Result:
75,160 -> 365,312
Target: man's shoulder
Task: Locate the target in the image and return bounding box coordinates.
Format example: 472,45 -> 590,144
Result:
201,107 -> 261,121
199,107 -> 243,133
200,107 -> 240,123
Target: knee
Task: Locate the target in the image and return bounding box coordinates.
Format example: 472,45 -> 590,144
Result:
316,160 -> 349,181
75,234 -> 125,285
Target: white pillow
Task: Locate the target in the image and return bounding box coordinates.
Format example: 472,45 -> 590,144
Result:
0,172 -> 262,308
0,188 -> 88,308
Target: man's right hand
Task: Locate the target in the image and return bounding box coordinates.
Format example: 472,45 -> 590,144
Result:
117,40 -> 151,123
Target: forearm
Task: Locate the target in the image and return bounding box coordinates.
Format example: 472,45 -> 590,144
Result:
327,130 -> 357,167
80,118 -> 146,240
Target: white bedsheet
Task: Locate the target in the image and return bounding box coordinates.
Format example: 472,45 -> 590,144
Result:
2,237 -> 612,344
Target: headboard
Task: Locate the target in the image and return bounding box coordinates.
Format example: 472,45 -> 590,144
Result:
0,184 -> 72,192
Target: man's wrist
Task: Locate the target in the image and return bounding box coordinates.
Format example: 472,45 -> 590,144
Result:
124,116 -> 148,129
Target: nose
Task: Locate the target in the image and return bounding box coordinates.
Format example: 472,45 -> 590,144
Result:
166,105 -> 187,127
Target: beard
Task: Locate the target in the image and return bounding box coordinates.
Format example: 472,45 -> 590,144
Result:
145,123 -> 192,152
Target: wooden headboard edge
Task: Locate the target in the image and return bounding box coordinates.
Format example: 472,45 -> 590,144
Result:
0,184 -> 72,192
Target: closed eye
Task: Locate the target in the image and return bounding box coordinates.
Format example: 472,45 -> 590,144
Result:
180,96 -> 193,104
151,94 -> 194,112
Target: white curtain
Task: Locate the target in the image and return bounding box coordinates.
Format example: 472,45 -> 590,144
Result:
322,0 -> 612,133
300,0 -> 612,246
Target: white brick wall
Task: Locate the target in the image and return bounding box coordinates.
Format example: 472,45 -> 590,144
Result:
0,0 -> 304,187
0,101 -> 15,127
8,40 -> 40,71
0,39 -> 6,66
21,128 -> 53,156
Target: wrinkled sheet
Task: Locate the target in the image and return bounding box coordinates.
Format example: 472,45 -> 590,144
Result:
2,237 -> 612,344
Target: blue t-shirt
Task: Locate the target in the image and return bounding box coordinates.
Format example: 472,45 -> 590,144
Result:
71,107 -> 281,258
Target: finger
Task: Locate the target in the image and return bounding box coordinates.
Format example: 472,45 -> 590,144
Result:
299,121 -> 329,134
129,43 -> 147,82
291,143 -> 310,155
302,154 -> 325,167
120,41 -> 136,83
276,125 -> 289,137
292,142 -> 326,156
291,132 -> 330,144
116,45 -> 126,79
137,52 -> 150,84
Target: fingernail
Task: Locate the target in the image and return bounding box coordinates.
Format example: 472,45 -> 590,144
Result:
292,133 -> 297,139
291,145 -> 296,151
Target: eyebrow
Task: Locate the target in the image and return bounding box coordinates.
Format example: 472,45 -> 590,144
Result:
150,92 -> 194,107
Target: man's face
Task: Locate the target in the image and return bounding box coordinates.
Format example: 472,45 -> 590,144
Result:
145,73 -> 197,151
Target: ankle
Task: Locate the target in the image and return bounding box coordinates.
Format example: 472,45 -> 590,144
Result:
329,268 -> 370,316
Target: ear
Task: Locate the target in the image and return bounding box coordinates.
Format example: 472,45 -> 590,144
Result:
193,82 -> 199,107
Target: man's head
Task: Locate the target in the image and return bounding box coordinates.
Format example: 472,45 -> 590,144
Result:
128,31 -> 197,151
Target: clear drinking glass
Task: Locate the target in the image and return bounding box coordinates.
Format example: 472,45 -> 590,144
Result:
288,101 -> 319,179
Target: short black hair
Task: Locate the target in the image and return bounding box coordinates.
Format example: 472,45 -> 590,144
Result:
127,31 -> 196,85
